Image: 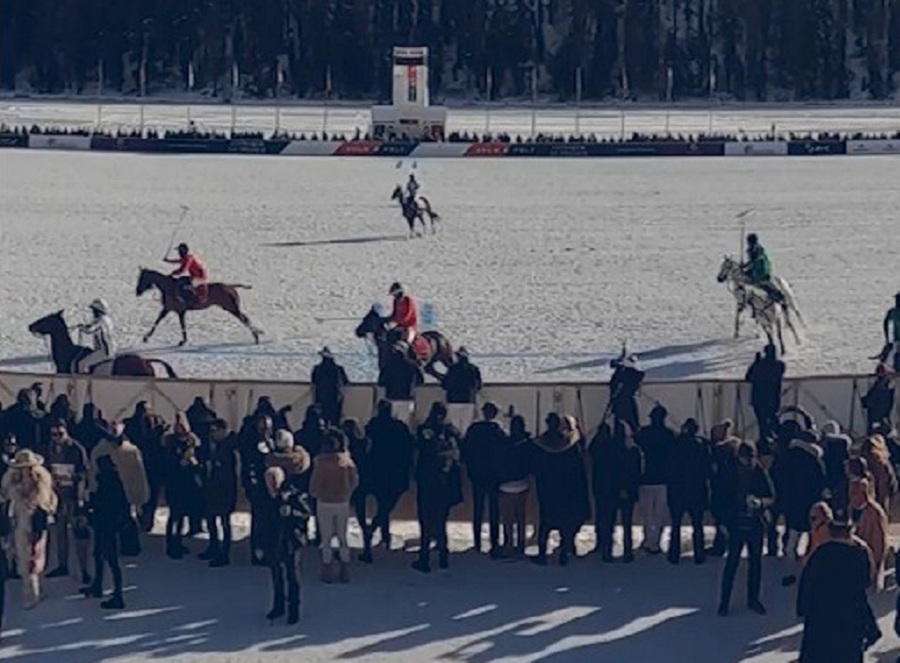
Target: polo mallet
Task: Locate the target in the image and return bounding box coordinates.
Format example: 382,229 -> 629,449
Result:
162,205 -> 190,259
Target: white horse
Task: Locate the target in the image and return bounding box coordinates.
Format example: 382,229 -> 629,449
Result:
716,255 -> 804,354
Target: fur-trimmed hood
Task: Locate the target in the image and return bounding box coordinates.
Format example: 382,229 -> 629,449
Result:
533,429 -> 580,455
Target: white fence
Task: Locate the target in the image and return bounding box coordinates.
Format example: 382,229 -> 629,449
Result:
0,370 -> 892,441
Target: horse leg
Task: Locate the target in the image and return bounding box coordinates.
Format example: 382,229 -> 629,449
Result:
228,307 -> 262,344
776,317 -> 786,356
782,304 -> 801,345
178,311 -> 188,346
143,309 -> 170,343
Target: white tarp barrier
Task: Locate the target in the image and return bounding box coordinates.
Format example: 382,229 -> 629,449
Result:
28,135 -> 92,151
0,371 -> 893,440
845,139 -> 900,155
723,141 -> 789,156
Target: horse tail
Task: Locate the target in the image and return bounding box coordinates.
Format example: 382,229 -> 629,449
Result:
149,359 -> 178,379
776,277 -> 805,327
420,197 -> 440,220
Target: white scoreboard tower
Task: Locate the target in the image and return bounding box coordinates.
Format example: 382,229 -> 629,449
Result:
371,46 -> 447,140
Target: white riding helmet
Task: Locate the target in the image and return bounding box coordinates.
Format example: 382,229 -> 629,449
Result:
90,298 -> 109,315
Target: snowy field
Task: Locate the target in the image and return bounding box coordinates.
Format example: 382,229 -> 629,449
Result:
0,149 -> 898,382
2,100 -> 900,139
1,515 -> 898,663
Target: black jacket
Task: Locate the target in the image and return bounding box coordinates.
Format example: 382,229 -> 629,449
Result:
636,423 -> 675,485
745,355 -> 785,411
461,419 -> 506,488
312,359 -> 350,405
379,355 -> 423,401
366,413 -> 413,497
667,432 -> 711,508
442,360 -> 482,404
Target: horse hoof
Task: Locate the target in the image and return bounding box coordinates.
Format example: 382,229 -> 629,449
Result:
142,336 -> 149,343
178,340 -> 187,347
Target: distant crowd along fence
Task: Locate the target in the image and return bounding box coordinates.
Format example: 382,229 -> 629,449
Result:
1,134 -> 900,158
0,370 -> 894,442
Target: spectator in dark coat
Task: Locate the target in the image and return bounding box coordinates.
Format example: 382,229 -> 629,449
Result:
441,347 -> 482,434
718,441 -> 775,617
83,455 -> 130,610
591,420 -> 643,563
636,404 -> 675,554
496,415 -> 531,558
342,418 -> 374,559
202,419 -> 238,567
72,403 -> 107,455
773,432 -> 828,577
797,516 -> 880,663
379,350 -> 423,425
123,401 -> 168,532
413,403 -> 463,573
239,414 -> 275,565
261,466 -> 311,626
607,355 -> 644,431
185,397 -> 217,443
252,397 -> 291,433
529,414 -> 590,566
819,421 -> 851,513
461,402 -> 506,557
667,418 -> 710,565
0,390 -> 43,455
861,363 -> 894,431
163,413 -> 203,560
709,425 -> 738,555
311,347 -> 350,427
46,395 -> 77,435
294,405 -> 326,464
362,400 -> 413,562
745,344 -> 785,447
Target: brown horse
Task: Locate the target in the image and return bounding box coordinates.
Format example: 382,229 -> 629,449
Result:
136,268 -> 262,346
28,311 -> 177,378
354,306 -> 454,379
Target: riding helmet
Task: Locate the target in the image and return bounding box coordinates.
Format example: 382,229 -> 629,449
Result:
389,282 -> 404,296
747,233 -> 758,245
178,242 -> 189,255
90,298 -> 109,315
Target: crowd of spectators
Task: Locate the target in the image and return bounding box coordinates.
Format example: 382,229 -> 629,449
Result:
0,347 -> 896,656
3,122 -> 899,146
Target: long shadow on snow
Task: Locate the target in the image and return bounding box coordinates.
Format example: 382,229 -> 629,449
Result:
535,338 -> 742,377
0,537 -> 819,663
261,234 -> 409,248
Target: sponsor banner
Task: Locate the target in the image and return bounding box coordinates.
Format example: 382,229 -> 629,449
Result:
409,142 -> 470,158
90,137 -> 230,153
333,140 -> 380,156
280,140 -> 345,156
464,142 -> 510,157
0,134 -> 28,148
846,139 -> 900,155
723,141 -> 788,156
787,140 -> 846,156
264,139 -> 291,155
373,141 -> 417,157
29,134 -> 92,151
227,138 -> 267,155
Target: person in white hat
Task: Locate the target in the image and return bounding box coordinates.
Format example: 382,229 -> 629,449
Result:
0,449 -> 57,609
76,298 -> 117,374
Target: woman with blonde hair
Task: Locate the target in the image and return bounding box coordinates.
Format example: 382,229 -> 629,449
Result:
0,450 -> 57,608
860,435 -> 897,513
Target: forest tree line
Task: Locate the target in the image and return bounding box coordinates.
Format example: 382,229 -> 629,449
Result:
1,0 -> 898,102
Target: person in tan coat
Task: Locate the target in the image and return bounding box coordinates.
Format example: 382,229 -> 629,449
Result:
309,429 -> 358,583
859,435 -> 897,513
89,423 -> 150,512
0,450 -> 58,609
850,477 -> 889,590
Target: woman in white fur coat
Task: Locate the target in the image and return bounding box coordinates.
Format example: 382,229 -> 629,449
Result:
0,450 -> 58,608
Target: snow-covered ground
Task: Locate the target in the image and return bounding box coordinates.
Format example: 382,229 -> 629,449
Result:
2,515 -> 898,663
2,101 -> 900,139
0,149 -> 897,383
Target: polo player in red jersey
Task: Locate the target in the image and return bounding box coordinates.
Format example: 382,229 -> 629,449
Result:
164,242 -> 208,306
384,282 -> 418,346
